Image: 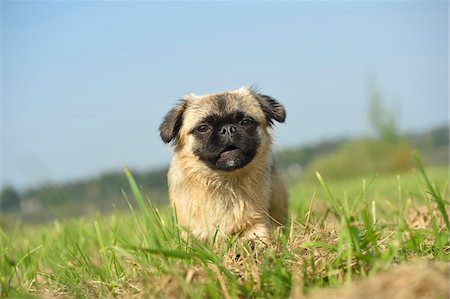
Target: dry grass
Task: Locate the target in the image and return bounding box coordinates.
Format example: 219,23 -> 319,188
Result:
305,260 -> 449,299
1,166 -> 449,298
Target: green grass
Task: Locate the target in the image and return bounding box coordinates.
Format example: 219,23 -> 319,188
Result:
1,161 -> 449,298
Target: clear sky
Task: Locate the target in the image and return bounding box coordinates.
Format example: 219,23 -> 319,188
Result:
1,1 -> 448,189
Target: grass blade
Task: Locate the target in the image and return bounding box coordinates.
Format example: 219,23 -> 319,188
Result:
413,152 -> 449,230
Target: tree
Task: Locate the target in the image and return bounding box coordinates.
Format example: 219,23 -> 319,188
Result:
0,186 -> 21,212
368,83 -> 397,143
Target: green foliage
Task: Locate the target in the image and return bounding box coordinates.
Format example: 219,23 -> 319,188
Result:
1,161 -> 448,298
411,126 -> 449,166
276,126 -> 447,184
413,152 -> 449,230
415,126 -> 449,148
0,126 -> 447,223
276,139 -> 345,170
0,168 -> 169,222
304,139 -> 414,180
0,186 -> 20,212
368,86 -> 397,142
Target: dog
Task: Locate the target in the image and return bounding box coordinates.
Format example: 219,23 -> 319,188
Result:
159,86 -> 287,242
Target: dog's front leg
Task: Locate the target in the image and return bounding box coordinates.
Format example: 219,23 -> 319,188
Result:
240,221 -> 270,245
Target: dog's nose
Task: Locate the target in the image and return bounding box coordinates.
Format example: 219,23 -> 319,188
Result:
220,125 -> 237,137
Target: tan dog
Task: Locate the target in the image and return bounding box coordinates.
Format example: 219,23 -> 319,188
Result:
159,87 -> 287,242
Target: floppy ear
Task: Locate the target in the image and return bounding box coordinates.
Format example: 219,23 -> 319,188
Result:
255,94 -> 286,125
159,100 -> 188,143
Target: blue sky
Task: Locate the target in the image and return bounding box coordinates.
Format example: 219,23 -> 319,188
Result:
1,1 -> 448,189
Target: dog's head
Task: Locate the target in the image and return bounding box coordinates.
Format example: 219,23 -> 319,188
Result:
159,87 -> 285,172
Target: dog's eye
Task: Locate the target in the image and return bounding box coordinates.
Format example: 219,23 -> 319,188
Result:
241,118 -> 254,126
196,124 -> 210,133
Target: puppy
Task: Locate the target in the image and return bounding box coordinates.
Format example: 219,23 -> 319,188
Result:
159,86 -> 287,242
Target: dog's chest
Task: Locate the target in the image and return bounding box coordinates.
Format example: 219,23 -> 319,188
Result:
192,186 -> 269,238
171,174 -> 271,238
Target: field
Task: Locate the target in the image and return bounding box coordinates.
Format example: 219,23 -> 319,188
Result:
1,157 -> 449,298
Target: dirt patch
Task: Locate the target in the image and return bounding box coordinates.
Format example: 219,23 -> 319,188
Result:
303,260 -> 449,299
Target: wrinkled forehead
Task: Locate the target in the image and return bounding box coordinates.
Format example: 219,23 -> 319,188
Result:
183,91 -> 265,127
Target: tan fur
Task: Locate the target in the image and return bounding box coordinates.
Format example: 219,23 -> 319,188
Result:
165,87 -> 287,242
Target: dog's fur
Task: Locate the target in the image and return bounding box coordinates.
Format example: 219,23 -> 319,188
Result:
159,86 -> 287,242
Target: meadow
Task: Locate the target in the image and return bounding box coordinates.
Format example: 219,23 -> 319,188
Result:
1,155 -> 449,298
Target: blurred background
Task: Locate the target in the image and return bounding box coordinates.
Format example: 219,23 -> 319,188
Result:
1,1 -> 448,223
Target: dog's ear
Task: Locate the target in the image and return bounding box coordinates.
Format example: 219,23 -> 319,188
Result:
255,93 -> 286,125
159,100 -> 188,143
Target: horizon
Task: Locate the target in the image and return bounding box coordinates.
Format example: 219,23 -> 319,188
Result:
1,1 -> 448,189
3,123 -> 447,192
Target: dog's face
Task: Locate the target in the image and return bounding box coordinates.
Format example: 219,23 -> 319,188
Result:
160,87 -> 285,172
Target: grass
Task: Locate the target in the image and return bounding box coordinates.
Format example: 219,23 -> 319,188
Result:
0,159 -> 449,298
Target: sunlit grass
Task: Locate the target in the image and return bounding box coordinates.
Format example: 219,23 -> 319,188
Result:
1,158 -> 448,298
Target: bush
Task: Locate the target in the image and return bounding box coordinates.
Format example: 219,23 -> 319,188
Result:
304,139 -> 414,180
0,186 -> 21,212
